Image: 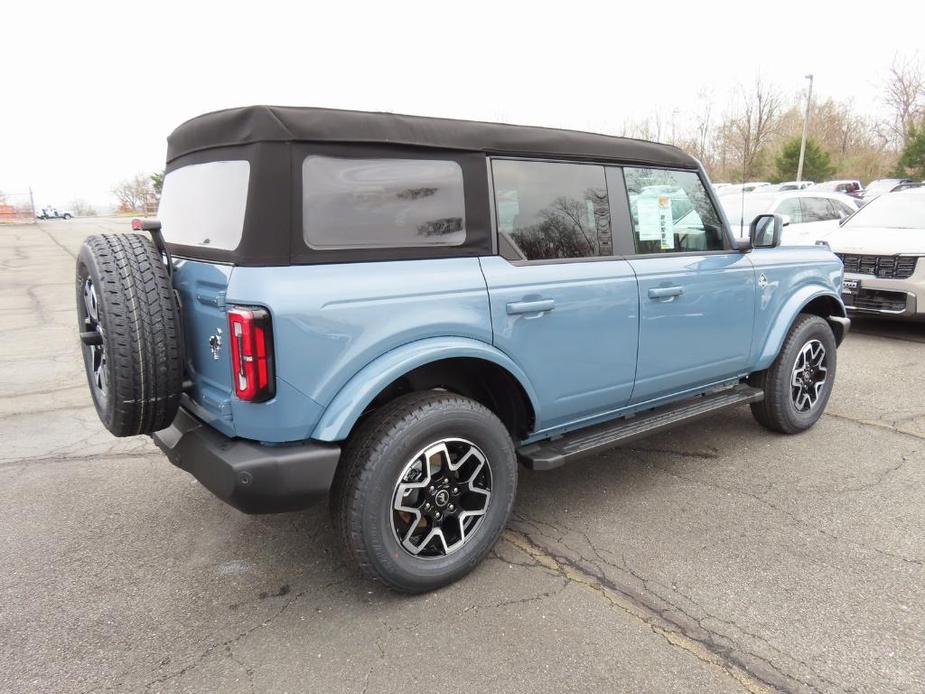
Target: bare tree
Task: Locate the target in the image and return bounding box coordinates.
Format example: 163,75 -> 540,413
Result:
112,172 -> 153,212
69,199 -> 97,217
725,77 -> 784,179
883,54 -> 925,148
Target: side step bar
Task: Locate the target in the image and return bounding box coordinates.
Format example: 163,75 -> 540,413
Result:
518,384 -> 764,471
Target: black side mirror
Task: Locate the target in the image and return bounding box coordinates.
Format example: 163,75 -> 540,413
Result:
750,214 -> 783,248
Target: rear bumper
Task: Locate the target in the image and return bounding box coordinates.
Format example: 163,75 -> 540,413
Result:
152,408 -> 340,514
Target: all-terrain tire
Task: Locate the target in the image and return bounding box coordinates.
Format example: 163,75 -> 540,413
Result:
331,391 -> 518,593
76,233 -> 183,436
749,314 -> 837,434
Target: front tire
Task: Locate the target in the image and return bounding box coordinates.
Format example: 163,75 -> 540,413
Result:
331,391 -> 517,593
750,314 -> 837,434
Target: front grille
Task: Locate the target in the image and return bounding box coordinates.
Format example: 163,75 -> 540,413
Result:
836,253 -> 918,279
847,288 -> 909,313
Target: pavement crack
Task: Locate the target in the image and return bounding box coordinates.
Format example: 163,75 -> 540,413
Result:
0,450 -> 162,469
503,528 -> 791,694
824,411 -> 925,441
646,460 -> 923,567
628,445 -> 720,460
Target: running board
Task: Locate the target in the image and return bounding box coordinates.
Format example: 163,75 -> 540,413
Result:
518,384 -> 764,471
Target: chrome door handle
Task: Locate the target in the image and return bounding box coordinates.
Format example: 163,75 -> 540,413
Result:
506,299 -> 555,315
648,286 -> 684,300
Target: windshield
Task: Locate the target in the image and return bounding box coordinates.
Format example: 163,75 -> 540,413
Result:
865,179 -> 902,196
843,192 -> 925,229
720,194 -> 775,229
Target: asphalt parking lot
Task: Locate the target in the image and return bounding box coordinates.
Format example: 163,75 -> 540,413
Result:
1,217 -> 923,694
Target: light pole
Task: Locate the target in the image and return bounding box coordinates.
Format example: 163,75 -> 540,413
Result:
796,74 -> 814,183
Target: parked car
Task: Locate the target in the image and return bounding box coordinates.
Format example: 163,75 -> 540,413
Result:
862,178 -> 912,201
743,181 -> 772,192
37,207 -> 73,220
809,180 -> 864,198
778,181 -> 814,191
827,187 -> 925,320
720,190 -> 858,244
75,107 -> 849,592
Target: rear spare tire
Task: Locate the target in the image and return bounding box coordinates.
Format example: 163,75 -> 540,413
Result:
76,233 -> 183,436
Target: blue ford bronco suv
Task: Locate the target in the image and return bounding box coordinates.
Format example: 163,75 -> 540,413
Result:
76,106 -> 849,593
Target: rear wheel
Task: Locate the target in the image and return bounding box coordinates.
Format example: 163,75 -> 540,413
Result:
750,314 -> 837,434
331,391 -> 517,593
76,234 -> 183,436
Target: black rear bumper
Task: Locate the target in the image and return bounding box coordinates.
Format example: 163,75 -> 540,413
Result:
152,408 -> 340,514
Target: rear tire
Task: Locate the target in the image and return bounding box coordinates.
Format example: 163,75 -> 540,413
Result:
76,233 -> 183,436
331,391 -> 517,593
750,314 -> 837,434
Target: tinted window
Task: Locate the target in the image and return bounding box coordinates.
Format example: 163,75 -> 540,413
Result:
624,168 -> 725,253
158,161 -> 250,250
775,197 -> 803,224
302,156 -> 465,249
801,197 -> 837,222
491,160 -> 610,261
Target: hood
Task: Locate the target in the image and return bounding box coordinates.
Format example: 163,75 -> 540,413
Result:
826,226 -> 925,255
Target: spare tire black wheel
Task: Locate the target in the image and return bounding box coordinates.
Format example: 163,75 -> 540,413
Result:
76,233 -> 184,436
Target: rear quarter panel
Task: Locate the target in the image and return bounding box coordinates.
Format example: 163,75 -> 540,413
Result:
227,258 -> 492,441
747,246 -> 845,371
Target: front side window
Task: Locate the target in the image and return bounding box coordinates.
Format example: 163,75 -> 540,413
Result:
491,160 -> 610,261
158,160 -> 251,250
302,156 -> 466,249
624,168 -> 725,253
775,197 -> 803,224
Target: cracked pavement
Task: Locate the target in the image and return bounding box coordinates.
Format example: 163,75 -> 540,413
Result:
1,218 -> 923,693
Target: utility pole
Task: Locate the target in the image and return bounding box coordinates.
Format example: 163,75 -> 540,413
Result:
28,186 -> 36,221
796,74 -> 814,182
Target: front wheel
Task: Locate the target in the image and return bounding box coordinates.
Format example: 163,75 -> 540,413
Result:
331,391 -> 517,593
750,314 -> 837,434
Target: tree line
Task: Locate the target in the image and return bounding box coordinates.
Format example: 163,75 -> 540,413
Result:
620,54 -> 925,184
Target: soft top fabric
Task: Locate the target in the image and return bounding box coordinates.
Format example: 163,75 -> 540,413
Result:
166,105 -> 699,169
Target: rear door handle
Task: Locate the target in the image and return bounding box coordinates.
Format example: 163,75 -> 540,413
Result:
648,286 -> 684,300
506,299 -> 555,315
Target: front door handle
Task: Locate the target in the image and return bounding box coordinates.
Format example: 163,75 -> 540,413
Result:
648,286 -> 685,300
506,299 -> 555,315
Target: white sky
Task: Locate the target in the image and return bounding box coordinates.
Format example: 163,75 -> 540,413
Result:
1,0 -> 921,208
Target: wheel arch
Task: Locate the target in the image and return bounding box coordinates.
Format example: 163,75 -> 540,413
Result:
755,288 -> 847,371
311,337 -> 540,442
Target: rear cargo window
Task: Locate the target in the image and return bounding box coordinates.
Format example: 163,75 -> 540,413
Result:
158,161 -> 250,250
302,156 -> 466,249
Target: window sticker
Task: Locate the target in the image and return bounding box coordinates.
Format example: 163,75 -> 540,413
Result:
658,195 -> 675,250
636,197 -> 663,241
496,192 -> 519,234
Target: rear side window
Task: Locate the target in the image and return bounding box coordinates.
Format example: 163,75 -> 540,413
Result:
623,168 -> 725,254
158,160 -> 250,250
491,160 -> 611,261
801,197 -> 837,222
302,156 -> 466,249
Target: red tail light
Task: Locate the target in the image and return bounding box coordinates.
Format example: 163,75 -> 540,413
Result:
227,306 -> 275,402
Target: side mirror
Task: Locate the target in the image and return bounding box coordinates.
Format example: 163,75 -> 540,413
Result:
750,214 -> 783,249
779,214 -> 791,227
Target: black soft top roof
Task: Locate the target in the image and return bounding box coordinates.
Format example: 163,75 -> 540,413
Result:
166,105 -> 699,168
